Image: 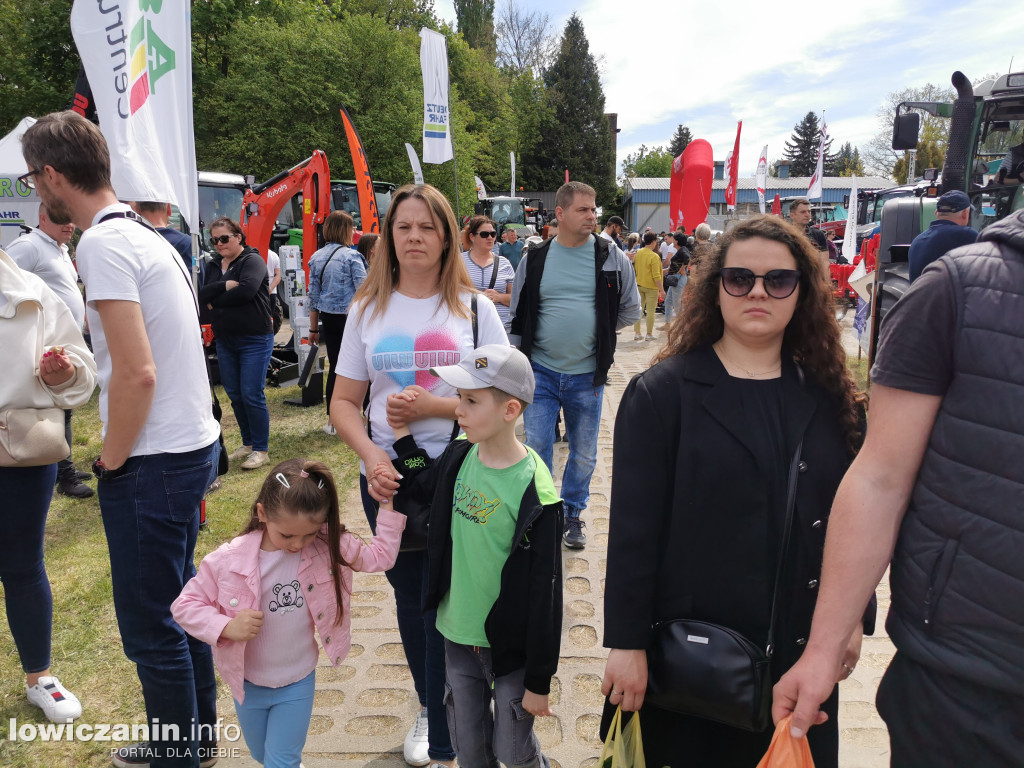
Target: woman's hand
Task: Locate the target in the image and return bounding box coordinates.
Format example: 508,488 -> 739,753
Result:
386,385 -> 439,429
39,346 -> 75,387
220,609 -> 264,642
522,690 -> 552,717
601,648 -> 648,712
363,446 -> 400,504
838,622 -> 864,682
224,279 -> 239,290
483,288 -> 509,306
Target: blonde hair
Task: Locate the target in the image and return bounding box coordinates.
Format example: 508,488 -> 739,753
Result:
352,184 -> 474,322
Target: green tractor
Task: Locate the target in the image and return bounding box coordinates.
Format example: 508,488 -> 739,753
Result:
869,70 -> 1024,362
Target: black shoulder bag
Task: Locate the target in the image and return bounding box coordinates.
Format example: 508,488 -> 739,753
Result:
644,437 -> 804,732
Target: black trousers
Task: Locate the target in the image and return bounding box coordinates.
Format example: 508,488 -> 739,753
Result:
877,651 -> 1024,768
319,312 -> 347,416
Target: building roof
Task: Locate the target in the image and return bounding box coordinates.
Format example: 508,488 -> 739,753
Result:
625,175 -> 894,192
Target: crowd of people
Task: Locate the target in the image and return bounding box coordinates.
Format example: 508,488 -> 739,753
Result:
3,108 -> 1023,768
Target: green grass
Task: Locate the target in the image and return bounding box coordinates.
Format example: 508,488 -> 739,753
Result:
0,382 -> 359,768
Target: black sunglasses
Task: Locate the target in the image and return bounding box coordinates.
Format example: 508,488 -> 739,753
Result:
476,230 -> 497,238
211,234 -> 236,245
17,169 -> 41,190
719,267 -> 801,299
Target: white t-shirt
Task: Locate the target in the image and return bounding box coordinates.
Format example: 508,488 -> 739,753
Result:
243,549 -> 319,688
6,228 -> 85,329
266,250 -> 281,285
660,241 -> 676,262
77,203 -> 219,456
337,290 -> 508,467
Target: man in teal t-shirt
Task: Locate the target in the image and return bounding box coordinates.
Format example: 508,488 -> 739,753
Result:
498,228 -> 524,270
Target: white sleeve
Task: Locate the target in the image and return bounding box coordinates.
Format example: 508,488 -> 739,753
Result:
474,294 -> 510,347
77,232 -> 142,304
5,238 -> 39,272
335,304 -> 370,381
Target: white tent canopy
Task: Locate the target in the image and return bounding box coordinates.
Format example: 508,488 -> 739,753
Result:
0,117 -> 41,248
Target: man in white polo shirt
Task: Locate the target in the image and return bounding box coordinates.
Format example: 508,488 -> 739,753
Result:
22,111 -> 220,768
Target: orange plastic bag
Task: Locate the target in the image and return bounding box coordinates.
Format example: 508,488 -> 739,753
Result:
755,716 -> 815,768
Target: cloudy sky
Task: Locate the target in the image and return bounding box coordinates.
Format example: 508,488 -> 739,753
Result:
434,0 -> 1024,176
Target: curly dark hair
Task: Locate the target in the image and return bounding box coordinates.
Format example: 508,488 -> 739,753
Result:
655,214 -> 865,454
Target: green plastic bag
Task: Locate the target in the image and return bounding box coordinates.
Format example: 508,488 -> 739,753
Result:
600,706 -> 646,768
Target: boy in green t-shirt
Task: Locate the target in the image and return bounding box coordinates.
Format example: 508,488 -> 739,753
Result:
372,344 -> 563,768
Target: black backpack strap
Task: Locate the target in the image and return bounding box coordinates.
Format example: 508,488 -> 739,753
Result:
488,260 -> 499,290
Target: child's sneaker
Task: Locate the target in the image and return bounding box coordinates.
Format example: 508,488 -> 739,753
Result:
403,707 -> 430,766
26,676 -> 82,722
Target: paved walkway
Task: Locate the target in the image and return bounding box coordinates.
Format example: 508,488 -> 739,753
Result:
220,325 -> 892,767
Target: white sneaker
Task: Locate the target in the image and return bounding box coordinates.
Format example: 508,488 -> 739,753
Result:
26,676 -> 82,722
322,422 -> 336,436
403,707 -> 430,766
240,451 -> 270,470
227,445 -> 253,461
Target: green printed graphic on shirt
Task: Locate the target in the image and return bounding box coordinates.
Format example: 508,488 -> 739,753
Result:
436,445 -> 558,646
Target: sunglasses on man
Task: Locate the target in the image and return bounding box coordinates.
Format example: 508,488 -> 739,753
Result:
718,267 -> 801,299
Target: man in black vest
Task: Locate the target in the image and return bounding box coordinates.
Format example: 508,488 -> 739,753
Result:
773,210 -> 1024,766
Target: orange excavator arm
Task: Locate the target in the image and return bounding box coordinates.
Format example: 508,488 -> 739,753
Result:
240,150 -> 331,288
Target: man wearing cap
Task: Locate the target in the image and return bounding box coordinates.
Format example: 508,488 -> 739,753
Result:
907,190 -> 979,282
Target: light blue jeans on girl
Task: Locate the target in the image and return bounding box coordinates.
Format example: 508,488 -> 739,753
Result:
234,669 -> 315,768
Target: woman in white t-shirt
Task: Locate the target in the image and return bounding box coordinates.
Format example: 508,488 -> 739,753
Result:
460,215 -> 515,332
332,184 -> 507,767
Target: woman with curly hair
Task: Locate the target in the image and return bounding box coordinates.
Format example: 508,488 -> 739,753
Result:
600,215 -> 874,767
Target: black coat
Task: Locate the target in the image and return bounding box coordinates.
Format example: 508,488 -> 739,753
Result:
603,344 -> 874,767
198,246 -> 273,337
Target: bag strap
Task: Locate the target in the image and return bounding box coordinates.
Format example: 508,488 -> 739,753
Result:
766,437 -> 804,659
488,259 -> 499,290
318,244 -> 345,285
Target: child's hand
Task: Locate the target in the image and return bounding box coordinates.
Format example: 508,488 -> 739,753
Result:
369,462 -> 401,505
220,609 -> 264,642
395,387 -> 422,402
521,690 -> 552,717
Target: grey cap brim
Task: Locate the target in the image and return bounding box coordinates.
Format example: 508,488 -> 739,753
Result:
430,364 -> 491,391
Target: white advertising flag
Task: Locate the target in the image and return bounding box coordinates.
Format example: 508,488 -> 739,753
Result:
474,176 -> 487,200
405,143 -> 424,185
419,28 -> 454,164
756,145 -> 768,214
842,183 -> 858,262
807,121 -> 827,200
510,152 -> 516,197
71,1 -> 198,231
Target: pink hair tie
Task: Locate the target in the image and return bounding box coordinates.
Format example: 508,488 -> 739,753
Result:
299,469 -> 309,478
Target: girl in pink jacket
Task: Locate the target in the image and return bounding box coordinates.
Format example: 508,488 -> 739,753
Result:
172,458 -> 405,768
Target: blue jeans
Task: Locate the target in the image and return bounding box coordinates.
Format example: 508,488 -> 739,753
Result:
0,463 -> 58,673
664,278 -> 686,320
523,362 -> 604,519
443,640 -> 548,768
360,475 -> 455,762
216,333 -> 274,452
234,670 -> 315,768
98,443 -> 219,768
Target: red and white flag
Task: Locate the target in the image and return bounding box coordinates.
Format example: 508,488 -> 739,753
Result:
725,121 -> 742,211
807,121 -> 828,200
756,144 -> 768,214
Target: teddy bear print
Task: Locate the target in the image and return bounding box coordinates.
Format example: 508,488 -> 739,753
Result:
269,580 -> 304,614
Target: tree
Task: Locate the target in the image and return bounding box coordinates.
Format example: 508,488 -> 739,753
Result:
0,0 -> 79,135
522,14 -> 616,204
494,0 -> 557,74
668,124 -> 693,157
782,112 -> 834,177
863,82 -> 954,178
621,145 -> 673,179
454,0 -> 496,60
833,142 -> 866,176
